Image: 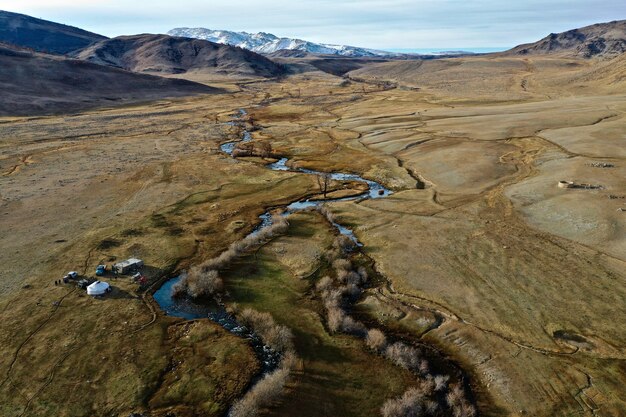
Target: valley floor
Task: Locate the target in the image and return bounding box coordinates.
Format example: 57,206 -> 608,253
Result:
0,56 -> 624,416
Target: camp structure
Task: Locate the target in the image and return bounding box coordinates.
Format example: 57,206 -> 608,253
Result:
87,280 -> 111,296
113,258 -> 143,274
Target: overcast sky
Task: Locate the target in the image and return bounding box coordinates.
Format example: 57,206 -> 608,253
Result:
2,0 -> 625,49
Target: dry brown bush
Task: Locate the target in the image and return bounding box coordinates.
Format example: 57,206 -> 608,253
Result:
337,269 -> 363,285
380,387 -> 426,417
446,384 -> 476,417
318,204 -> 336,223
327,306 -> 344,333
434,375 -> 450,392
385,342 -> 422,371
316,276 -> 333,293
239,308 -> 294,353
357,266 -> 368,283
333,234 -> 357,254
230,362 -> 291,417
186,268 -> 224,298
178,216 -> 290,297
332,258 -> 352,271
366,328 -> 388,352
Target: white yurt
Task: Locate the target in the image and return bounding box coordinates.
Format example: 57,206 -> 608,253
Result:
87,280 -> 111,296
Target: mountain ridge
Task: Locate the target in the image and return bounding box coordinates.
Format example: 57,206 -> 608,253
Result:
75,34 -> 285,78
0,9 -> 107,54
506,19 -> 626,58
167,27 -> 395,57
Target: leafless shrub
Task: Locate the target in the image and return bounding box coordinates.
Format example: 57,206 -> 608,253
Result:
239,308 -> 293,353
385,342 -> 422,371
420,376 -> 435,396
327,306 -> 344,333
324,247 -> 341,262
332,258 -> 352,272
230,363 -> 291,417
366,328 -> 388,352
325,305 -> 365,335
179,216 -> 291,297
171,279 -> 188,298
446,384 -> 476,417
333,235 -> 357,254
318,204 -> 336,223
186,268 -> 223,298
337,270 -> 363,285
357,266 -> 368,283
424,400 -> 439,415
381,387 -> 426,417
316,276 -> 333,293
434,375 -> 450,392
341,283 -> 361,298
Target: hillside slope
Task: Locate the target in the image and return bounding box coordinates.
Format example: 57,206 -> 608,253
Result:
506,20 -> 626,58
75,34 -> 284,78
0,43 -> 217,116
0,10 -> 106,54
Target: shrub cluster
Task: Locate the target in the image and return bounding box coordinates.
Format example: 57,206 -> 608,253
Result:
312,212 -> 478,417
239,308 -> 294,353
175,215 -> 289,299
230,308 -> 298,417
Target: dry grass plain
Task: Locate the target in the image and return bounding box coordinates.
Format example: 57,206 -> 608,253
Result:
0,53 -> 624,416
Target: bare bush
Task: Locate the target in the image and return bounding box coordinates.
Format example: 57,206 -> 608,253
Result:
333,234 -> 357,254
325,305 -> 365,335
341,283 -> 362,298
446,384 -> 476,417
230,363 -> 291,417
186,268 -> 224,298
337,269 -> 363,286
434,375 -> 450,392
239,308 -> 293,353
332,258 -> 352,272
327,306 -> 344,333
381,387 -> 426,417
385,342 -> 422,372
316,276 -> 333,293
366,328 -> 388,352
357,266 -> 368,283
318,204 -> 336,223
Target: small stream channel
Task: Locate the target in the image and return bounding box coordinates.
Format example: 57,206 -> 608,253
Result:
153,108 -> 393,395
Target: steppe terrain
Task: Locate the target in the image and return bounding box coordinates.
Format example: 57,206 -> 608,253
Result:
0,38 -> 625,417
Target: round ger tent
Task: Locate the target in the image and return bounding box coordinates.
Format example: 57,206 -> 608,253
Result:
87,280 -> 110,296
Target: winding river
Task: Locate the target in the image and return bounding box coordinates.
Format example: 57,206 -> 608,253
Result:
153,109 -> 393,389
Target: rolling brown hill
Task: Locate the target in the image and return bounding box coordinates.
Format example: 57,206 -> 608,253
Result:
506,19 -> 626,58
0,43 -> 217,116
75,34 -> 285,78
0,10 -> 107,54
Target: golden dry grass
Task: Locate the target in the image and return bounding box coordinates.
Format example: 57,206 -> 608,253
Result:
0,54 -> 624,416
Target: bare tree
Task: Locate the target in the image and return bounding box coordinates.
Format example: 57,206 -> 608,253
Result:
316,173 -> 332,198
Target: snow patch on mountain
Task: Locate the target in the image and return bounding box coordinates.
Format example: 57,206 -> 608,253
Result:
167,28 -> 395,57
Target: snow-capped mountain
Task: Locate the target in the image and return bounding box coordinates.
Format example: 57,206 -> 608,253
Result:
167,28 -> 395,57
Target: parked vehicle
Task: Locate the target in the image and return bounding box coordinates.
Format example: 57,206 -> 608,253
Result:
96,265 -> 106,276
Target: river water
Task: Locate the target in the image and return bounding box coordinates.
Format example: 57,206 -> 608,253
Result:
154,109 -> 393,382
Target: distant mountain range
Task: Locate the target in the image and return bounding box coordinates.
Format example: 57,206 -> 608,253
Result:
168,28 -> 395,57
506,20 -> 626,58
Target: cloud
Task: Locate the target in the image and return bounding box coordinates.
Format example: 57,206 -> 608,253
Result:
2,0 -> 625,48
